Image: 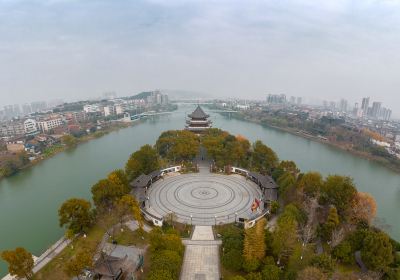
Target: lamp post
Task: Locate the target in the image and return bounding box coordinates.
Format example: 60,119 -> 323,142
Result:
235,212 -> 238,223
214,215 -> 217,226
190,214 -> 193,226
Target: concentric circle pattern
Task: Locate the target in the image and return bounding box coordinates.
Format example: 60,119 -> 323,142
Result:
146,174 -> 263,225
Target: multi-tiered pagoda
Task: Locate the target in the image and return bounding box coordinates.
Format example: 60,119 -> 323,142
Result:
185,105 -> 212,133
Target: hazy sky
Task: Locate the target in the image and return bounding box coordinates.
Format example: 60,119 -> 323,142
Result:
1,0 -> 400,115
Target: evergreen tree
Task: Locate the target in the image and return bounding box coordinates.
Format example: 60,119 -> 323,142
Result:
361,231 -> 394,270
320,206 -> 339,242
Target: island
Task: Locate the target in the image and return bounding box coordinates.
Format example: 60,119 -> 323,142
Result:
1,108 -> 399,280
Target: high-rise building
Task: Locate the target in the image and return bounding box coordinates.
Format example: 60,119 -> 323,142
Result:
4,105 -> 14,118
361,97 -> 370,116
31,101 -> 47,113
290,96 -> 296,104
379,107 -> 392,121
13,104 -> 21,116
296,97 -> 302,105
22,103 -> 32,115
371,102 -> 382,118
266,94 -> 286,104
339,99 -> 348,112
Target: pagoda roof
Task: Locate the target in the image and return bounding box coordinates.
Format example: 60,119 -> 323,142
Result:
188,105 -> 209,119
93,253 -> 127,278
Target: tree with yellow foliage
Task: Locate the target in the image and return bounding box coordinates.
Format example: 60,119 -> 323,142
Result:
351,192 -> 377,224
243,218 -> 266,271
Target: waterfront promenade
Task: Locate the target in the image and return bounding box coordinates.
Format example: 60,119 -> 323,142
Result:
2,237 -> 71,280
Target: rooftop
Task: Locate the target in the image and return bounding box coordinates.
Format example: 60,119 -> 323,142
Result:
188,105 -> 209,119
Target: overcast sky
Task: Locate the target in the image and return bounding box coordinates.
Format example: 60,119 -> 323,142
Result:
1,0 -> 400,116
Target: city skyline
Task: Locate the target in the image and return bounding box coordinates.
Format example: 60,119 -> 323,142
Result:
0,0 -> 400,117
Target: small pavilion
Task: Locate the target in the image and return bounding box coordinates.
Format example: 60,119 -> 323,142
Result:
185,105 -> 212,133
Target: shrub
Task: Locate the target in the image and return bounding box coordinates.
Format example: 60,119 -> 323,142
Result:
243,258 -> 260,272
147,269 -> 173,280
270,201 -> 279,214
310,253 -> 335,274
245,272 -> 262,280
151,250 -> 181,279
261,264 -> 280,280
230,276 -> 246,280
332,241 -> 353,264
222,249 -> 243,271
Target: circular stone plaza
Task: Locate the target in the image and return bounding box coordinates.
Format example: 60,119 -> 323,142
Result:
132,164 -> 275,226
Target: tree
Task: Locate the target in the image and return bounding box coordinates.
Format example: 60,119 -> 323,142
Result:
62,135 -> 78,148
151,250 -> 182,279
58,198 -> 92,235
64,250 -> 93,279
149,228 -> 184,257
310,253 -> 335,274
156,130 -> 199,162
300,196 -> 320,246
270,201 -> 279,214
230,276 -> 246,280
1,247 -> 34,280
107,169 -> 129,190
261,264 -> 280,280
277,172 -> 296,198
322,175 -> 357,216
278,161 -> 300,177
125,144 -> 160,180
251,141 -> 279,174
17,151 -> 30,166
222,249 -> 243,271
221,225 -> 244,271
361,231 -> 394,270
114,194 -> 142,229
272,215 -> 298,264
243,218 -> 267,270
246,272 -> 263,280
350,192 -> 377,224
297,172 -> 323,197
320,206 -> 340,242
297,266 -> 327,280
1,160 -> 19,177
91,171 -> 129,209
332,241 -> 353,264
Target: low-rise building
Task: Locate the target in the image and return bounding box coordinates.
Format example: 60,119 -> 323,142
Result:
83,104 -> 100,113
0,121 -> 25,137
37,117 -> 63,132
24,119 -> 38,135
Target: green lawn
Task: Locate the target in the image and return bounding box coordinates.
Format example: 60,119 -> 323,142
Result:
113,226 -> 149,247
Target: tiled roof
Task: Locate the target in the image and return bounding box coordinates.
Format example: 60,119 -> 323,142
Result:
188,105 -> 209,119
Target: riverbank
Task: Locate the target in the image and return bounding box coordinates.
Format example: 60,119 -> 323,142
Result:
230,112 -> 400,173
0,120 -> 143,182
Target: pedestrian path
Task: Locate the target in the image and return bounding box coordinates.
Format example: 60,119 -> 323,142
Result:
180,226 -> 220,280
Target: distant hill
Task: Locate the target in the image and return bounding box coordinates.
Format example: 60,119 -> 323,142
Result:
161,89 -> 213,100
126,91 -> 152,100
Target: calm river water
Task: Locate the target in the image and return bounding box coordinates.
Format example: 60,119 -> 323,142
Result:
0,105 -> 399,276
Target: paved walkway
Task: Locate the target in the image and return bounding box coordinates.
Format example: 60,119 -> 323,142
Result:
180,226 -> 221,280
2,237 -> 71,280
